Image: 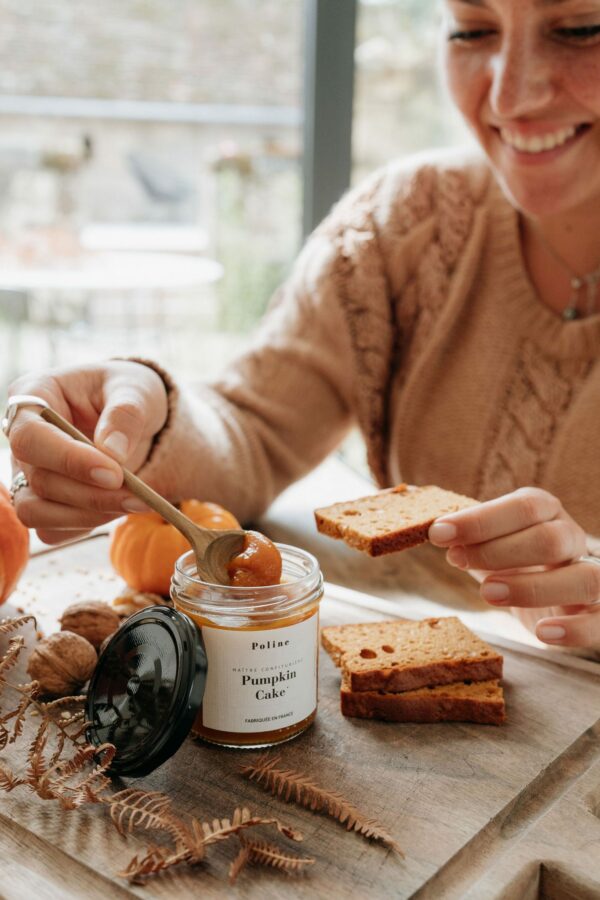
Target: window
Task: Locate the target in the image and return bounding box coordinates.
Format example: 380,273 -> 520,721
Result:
353,0 -> 470,182
0,0 -> 303,397
0,1 -> 471,476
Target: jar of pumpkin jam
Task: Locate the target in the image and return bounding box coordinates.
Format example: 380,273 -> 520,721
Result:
170,544 -> 323,748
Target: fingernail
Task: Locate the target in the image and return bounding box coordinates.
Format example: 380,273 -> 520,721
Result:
429,522 -> 458,544
122,498 -> 149,513
537,624 -> 566,641
447,546 -> 468,569
102,431 -> 129,461
481,582 -> 510,603
90,467 -> 121,489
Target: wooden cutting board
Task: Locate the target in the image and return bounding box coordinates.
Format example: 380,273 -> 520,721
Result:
1,537 -> 599,899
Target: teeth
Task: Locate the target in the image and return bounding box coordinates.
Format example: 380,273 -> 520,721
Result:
500,125 -> 577,153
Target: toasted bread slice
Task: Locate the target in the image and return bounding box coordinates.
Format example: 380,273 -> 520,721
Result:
314,484 -> 478,556
322,619 -> 412,666
340,673 -> 506,725
323,617 -> 503,693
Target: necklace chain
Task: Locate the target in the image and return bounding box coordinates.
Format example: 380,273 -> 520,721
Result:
531,225 -> 600,321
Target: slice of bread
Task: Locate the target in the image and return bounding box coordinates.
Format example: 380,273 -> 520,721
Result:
314,484 -> 478,557
322,617 -> 503,693
322,619 -> 411,666
340,673 -> 506,725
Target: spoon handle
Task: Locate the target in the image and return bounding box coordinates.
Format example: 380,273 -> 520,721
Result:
39,407 -> 212,548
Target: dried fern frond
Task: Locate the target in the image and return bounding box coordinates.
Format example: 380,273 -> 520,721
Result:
5,696 -> 32,744
110,789 -> 175,836
109,788 -> 200,861
242,836 -> 315,876
196,806 -> 303,847
0,762 -> 24,791
0,615 -> 36,637
118,845 -> 189,885
27,739 -> 114,809
0,636 -> 26,680
50,742 -> 115,807
241,755 -> 404,856
229,844 -> 252,884
118,806 -> 305,885
40,695 -> 87,712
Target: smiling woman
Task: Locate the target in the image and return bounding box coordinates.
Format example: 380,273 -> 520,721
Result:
443,0 -> 600,320
4,0 -> 600,653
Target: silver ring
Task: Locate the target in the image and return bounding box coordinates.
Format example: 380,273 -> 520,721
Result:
9,471 -> 29,503
579,556 -> 600,609
579,555 -> 600,568
2,394 -> 50,438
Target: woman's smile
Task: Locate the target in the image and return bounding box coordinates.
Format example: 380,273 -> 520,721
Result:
491,121 -> 592,165
443,0 -> 600,218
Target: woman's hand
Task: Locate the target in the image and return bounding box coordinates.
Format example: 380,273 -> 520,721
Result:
5,360 -> 168,544
428,487 -> 600,650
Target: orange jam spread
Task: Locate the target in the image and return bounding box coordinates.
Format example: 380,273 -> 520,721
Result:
227,530 -> 283,587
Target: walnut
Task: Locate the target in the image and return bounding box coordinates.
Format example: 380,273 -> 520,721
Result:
59,600 -> 120,649
111,588 -> 171,619
27,631 -> 97,697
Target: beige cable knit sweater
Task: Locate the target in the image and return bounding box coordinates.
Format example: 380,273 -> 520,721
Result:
139,149 -> 600,538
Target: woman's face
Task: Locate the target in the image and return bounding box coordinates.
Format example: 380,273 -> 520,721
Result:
442,0 -> 600,220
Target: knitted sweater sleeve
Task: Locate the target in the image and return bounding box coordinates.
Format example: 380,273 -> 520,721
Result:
135,152 -> 487,520
134,228 -> 358,522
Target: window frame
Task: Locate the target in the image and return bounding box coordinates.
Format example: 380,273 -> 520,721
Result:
302,0 -> 357,237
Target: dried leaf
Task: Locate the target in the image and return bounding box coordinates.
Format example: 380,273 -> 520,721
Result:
118,846 -> 181,884
197,806 -> 303,847
40,695 -> 87,712
8,696 -> 32,743
0,615 -> 36,637
241,755 -> 404,856
243,837 -> 315,875
229,844 -> 251,884
0,637 -> 25,679
109,788 -> 174,836
0,762 -> 24,791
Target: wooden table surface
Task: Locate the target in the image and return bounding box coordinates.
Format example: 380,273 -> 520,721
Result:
1,458 -> 599,898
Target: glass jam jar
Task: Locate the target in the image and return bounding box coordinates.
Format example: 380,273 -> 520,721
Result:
171,543 -> 323,748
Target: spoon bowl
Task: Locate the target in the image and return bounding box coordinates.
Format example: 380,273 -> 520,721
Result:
16,398 -> 248,585
203,530 -> 248,584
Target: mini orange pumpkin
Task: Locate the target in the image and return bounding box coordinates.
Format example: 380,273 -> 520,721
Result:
0,483 -> 30,605
110,500 -> 241,596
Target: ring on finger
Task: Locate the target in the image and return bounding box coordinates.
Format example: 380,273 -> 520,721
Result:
2,394 -> 50,438
578,555 -> 600,608
9,470 -> 29,503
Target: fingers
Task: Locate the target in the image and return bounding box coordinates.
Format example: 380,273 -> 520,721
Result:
36,528 -> 97,546
13,485 -> 117,531
429,487 -> 562,547
428,487 -> 586,572
444,518 -> 585,571
535,605 -> 600,649
481,559 -> 600,608
94,366 -> 168,470
94,388 -> 147,463
27,468 -> 147,515
9,409 -> 123,489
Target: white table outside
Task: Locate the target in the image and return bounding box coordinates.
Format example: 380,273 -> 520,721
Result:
0,250 -> 224,380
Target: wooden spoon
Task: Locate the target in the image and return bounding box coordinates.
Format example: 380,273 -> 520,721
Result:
37,405 -> 245,585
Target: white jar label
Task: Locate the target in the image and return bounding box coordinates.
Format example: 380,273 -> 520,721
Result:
200,613 -> 319,733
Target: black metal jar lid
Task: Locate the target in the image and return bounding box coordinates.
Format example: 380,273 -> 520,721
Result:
86,606 -> 206,778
